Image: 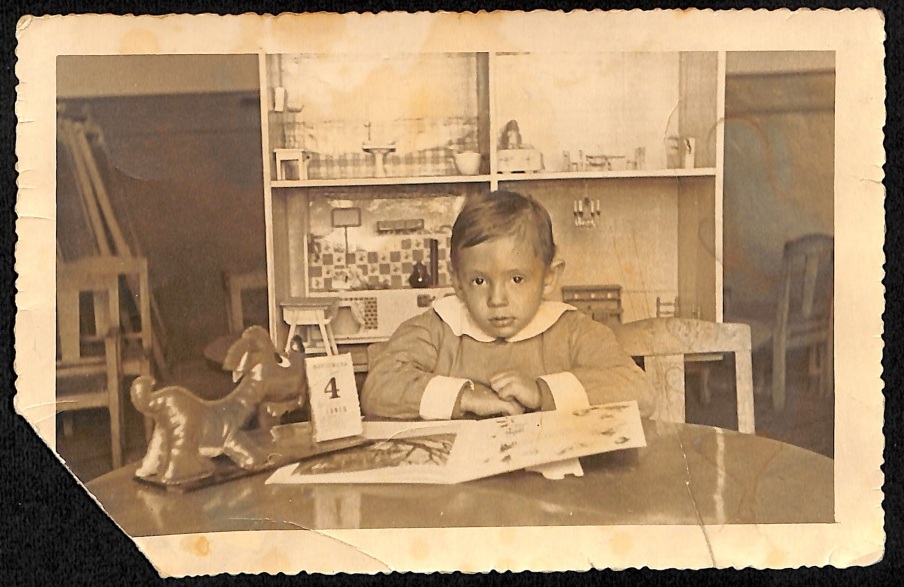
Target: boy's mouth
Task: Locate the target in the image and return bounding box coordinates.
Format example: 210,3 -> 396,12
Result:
489,317 -> 515,328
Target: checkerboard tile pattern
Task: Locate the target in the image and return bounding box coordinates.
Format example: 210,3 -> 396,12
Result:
309,235 -> 452,292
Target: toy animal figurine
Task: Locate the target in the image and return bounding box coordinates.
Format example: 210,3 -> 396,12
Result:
131,326 -> 308,485
256,335 -> 309,429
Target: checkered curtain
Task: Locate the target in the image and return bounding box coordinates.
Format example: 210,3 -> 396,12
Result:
301,117 -> 478,179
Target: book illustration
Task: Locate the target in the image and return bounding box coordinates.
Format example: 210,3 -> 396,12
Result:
266,401 -> 646,485
471,402 -> 641,470
292,434 -> 456,476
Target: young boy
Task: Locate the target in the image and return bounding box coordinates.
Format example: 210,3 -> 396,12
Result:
361,190 -> 655,420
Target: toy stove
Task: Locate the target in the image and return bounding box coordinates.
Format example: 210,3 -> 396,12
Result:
285,288 -> 455,346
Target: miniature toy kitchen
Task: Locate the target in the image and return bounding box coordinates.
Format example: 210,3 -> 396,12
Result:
259,52 -> 725,370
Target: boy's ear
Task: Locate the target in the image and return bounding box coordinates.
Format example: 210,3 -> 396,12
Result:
450,266 -> 465,299
542,259 -> 565,297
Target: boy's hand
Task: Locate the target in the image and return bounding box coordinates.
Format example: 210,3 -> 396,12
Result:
490,371 -> 550,411
455,382 -> 525,418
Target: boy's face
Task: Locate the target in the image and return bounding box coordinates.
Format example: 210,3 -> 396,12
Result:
451,233 -> 560,339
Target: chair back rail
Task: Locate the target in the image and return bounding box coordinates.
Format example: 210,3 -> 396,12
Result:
613,318 -> 755,434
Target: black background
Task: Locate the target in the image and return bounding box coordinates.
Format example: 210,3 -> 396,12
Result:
1,1 -> 898,585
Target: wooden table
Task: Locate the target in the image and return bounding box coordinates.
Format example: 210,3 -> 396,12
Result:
86,420 -> 833,537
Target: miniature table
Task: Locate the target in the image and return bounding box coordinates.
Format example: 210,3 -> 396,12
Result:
86,420 -> 833,536
280,297 -> 340,355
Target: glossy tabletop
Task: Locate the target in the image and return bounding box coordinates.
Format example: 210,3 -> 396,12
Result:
86,420 -> 834,537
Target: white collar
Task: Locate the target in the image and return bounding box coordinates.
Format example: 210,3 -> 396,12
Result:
433,295 -> 575,343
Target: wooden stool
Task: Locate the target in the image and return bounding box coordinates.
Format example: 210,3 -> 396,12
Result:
280,298 -> 340,355
274,149 -> 311,181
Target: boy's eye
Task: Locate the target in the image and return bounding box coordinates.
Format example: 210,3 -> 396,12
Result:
512,276 -> 524,284
472,277 -> 485,286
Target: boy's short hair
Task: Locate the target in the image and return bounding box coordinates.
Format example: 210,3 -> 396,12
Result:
451,190 -> 557,269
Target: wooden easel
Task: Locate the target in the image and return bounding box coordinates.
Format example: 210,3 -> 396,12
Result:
56,110 -> 169,378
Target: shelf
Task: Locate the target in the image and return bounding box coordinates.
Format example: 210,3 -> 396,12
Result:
271,169 -> 714,189
271,174 -> 492,189
496,168 -> 717,182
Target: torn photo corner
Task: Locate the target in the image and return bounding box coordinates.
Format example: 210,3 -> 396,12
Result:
13,9 -> 885,576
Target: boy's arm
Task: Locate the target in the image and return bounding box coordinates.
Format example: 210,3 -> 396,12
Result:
537,313 -> 656,417
360,311 -> 465,419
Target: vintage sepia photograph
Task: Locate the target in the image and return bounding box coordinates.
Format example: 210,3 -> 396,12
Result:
14,10 -> 884,574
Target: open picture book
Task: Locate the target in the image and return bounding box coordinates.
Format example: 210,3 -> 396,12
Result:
266,400 -> 646,485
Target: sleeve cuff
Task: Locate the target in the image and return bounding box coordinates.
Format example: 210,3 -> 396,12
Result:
527,458 -> 585,480
538,372 -> 590,411
419,376 -> 471,420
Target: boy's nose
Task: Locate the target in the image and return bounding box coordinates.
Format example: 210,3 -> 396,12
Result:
487,282 -> 508,307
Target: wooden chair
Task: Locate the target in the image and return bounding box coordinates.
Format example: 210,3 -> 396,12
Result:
655,295 -> 714,404
223,268 -> 268,334
109,257 -> 153,382
203,268 -> 271,368
56,259 -> 126,468
773,234 -> 834,411
57,256 -> 155,465
612,318 -> 755,434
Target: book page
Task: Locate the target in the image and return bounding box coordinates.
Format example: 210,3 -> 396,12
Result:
266,402 -> 646,485
13,9 -> 885,575
446,402 -> 647,482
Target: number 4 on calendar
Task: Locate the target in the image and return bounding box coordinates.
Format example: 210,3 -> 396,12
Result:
305,353 -> 363,442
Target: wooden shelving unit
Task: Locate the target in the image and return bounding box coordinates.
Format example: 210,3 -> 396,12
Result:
259,50 -> 726,348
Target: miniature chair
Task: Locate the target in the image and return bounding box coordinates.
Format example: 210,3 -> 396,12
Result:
612,317 -> 755,434
56,259 -> 126,468
655,296 -> 679,318
773,234 -> 834,411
